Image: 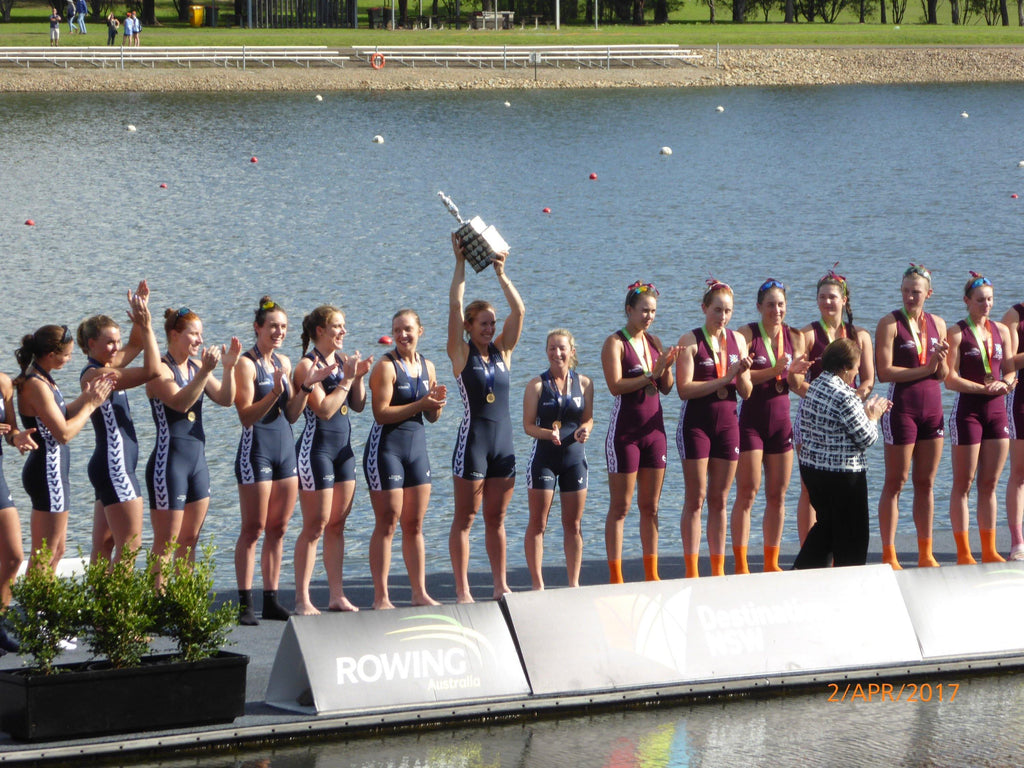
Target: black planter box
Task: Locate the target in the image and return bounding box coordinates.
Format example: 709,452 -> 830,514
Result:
0,650 -> 248,742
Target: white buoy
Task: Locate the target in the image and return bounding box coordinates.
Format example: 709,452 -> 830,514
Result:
960,112 -> 969,118
660,147 -> 673,156
504,101 -> 511,107
1018,160 -> 1024,168
715,105 -> 725,112
126,124 -> 136,132
372,135 -> 384,144
315,94 -> 323,102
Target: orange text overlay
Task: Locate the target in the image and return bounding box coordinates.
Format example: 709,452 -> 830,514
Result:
826,682 -> 959,703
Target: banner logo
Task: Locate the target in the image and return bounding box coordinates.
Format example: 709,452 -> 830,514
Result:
336,614 -> 494,690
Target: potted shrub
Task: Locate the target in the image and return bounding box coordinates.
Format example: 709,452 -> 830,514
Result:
0,542 -> 247,742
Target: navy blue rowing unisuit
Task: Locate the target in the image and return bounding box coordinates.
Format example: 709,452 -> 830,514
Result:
147,353 -> 210,510
364,352 -> 432,491
83,358 -> 142,506
21,365 -> 71,513
234,347 -> 296,484
453,342 -> 515,480
297,348 -> 355,491
527,369 -> 588,492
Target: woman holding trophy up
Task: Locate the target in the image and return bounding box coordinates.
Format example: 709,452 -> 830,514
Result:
447,228 -> 525,604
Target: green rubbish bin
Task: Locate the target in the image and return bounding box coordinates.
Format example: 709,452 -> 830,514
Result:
188,4 -> 204,25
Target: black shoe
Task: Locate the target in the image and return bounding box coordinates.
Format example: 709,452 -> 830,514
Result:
0,625 -> 19,654
262,591 -> 292,621
238,605 -> 259,626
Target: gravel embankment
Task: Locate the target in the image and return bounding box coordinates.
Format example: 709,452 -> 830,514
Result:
0,47 -> 1022,92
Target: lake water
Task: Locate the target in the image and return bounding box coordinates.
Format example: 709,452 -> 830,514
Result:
3,82 -> 1024,765
3,83 -> 1023,581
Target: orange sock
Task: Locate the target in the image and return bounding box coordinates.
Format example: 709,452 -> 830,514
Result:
980,529 -> 1006,563
882,545 -> 903,570
954,530 -> 976,565
643,554 -> 660,581
608,559 -> 623,584
763,545 -> 782,572
710,554 -> 725,577
733,546 -> 749,575
917,538 -> 940,568
684,554 -> 700,578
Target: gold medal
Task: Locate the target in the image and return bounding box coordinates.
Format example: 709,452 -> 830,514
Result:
186,411 -> 196,422
486,392 -> 496,404
340,405 -> 348,416
775,381 -> 786,394
552,421 -> 562,432
717,388 -> 728,400
984,374 -> 995,384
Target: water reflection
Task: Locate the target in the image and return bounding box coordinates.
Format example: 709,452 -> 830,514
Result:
140,671 -> 1024,768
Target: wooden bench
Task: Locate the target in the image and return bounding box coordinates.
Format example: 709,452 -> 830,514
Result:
350,44 -> 701,70
0,46 -> 349,69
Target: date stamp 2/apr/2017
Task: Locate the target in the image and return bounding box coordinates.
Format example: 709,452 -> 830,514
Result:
826,682 -> 959,703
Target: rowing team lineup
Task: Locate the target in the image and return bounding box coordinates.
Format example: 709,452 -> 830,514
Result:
0,239 -> 1019,635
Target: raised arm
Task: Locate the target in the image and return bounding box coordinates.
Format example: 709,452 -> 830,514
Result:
146,352 -> 216,414
82,292 -> 161,392
24,374 -> 114,445
204,337 -> 241,407
112,280 -> 149,367
492,253 -> 524,357
447,234 -> 469,375
285,355 -> 340,424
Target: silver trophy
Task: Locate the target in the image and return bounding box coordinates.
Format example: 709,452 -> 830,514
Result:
438,191 -> 509,274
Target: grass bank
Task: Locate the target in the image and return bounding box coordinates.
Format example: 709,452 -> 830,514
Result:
3,0 -> 1024,46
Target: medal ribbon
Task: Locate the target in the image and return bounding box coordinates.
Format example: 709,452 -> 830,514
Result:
901,309 -> 928,366
482,350 -> 496,401
966,317 -> 994,378
396,354 -> 423,399
757,321 -> 784,382
621,327 -> 653,376
544,370 -> 571,426
820,318 -> 847,343
702,327 -> 727,379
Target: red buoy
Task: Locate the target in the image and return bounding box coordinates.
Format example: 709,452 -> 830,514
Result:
542,207 -> 551,214
378,335 -> 393,345
250,156 -> 258,164
1013,194 -> 1019,199
160,183 -> 168,189
24,219 -> 34,226
589,173 -> 597,180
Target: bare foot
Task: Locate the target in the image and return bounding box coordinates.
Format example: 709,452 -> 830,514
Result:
293,602 -> 321,616
327,596 -> 360,612
373,599 -> 395,610
492,587 -> 512,601
411,593 -> 441,607
455,592 -> 475,604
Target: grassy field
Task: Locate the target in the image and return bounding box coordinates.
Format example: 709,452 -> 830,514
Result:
3,0 -> 1024,45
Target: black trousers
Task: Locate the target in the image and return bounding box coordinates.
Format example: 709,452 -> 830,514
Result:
793,465 -> 869,568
